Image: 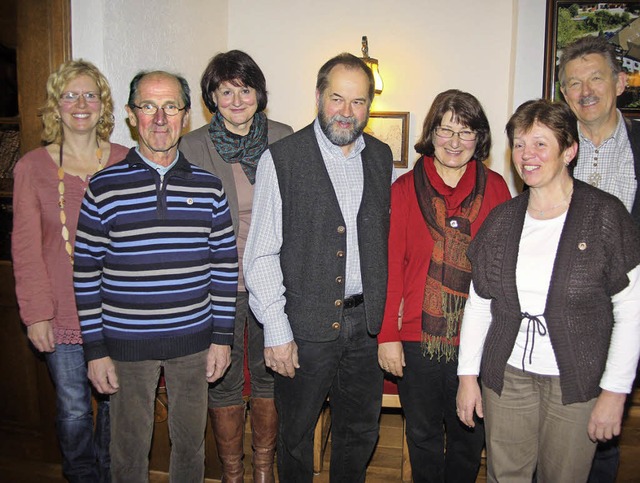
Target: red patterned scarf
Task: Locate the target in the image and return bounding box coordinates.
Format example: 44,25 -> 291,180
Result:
413,156 -> 486,360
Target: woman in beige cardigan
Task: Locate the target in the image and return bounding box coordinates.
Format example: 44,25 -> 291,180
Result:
180,50 -> 292,483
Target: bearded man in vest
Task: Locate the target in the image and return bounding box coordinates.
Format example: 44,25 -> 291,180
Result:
244,53 -> 393,482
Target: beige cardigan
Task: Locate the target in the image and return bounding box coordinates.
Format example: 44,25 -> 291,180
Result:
179,118 -> 293,235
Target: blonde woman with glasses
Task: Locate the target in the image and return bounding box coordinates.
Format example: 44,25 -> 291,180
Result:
12,59 -> 128,482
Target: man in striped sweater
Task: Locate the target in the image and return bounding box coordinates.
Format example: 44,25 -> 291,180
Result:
73,71 -> 238,482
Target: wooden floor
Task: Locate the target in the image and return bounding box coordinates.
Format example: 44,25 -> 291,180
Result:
1,408 -> 639,482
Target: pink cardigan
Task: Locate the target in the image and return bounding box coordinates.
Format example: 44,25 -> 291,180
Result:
12,143 -> 129,344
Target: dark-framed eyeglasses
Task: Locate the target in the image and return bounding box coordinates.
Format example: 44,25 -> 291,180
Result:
434,127 -> 477,142
131,103 -> 186,116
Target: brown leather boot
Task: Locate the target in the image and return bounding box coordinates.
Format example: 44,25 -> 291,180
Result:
250,398 -> 278,483
209,405 -> 245,483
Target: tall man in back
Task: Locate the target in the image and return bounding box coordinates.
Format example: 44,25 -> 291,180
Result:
244,53 -> 394,482
559,35 -> 640,482
74,71 -> 238,482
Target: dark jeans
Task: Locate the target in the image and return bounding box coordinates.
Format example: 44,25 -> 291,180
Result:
46,343 -> 110,483
208,292 -> 273,407
398,342 -> 484,483
274,304 -> 383,483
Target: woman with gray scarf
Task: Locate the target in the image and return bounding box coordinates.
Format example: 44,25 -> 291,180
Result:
180,50 -> 292,483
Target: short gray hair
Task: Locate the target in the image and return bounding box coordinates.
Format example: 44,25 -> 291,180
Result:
558,36 -> 622,87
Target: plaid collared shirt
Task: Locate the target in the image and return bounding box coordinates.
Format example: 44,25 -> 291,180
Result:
574,112 -> 636,212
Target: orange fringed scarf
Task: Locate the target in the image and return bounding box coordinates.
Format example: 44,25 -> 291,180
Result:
413,156 -> 486,361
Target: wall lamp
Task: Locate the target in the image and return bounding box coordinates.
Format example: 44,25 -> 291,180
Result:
360,35 -> 384,95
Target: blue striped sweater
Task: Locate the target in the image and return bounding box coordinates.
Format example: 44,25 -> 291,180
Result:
74,148 -> 238,362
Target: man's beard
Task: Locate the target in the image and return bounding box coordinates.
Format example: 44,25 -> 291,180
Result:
318,106 -> 368,147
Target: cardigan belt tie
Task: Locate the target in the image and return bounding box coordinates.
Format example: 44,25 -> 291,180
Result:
520,312 -> 547,370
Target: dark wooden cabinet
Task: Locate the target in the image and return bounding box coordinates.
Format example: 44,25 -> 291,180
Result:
0,263 -> 59,462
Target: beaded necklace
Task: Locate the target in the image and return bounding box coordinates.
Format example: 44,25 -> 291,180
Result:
57,141 -> 103,265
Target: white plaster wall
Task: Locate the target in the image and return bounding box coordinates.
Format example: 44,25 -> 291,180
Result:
71,0 -> 228,147
512,0 -> 547,109
226,0 -> 516,183
70,0 -> 554,190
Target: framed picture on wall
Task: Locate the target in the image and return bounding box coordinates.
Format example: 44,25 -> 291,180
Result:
543,0 -> 640,116
365,111 -> 410,168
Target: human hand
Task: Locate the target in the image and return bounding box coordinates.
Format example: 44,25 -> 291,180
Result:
88,357 -> 119,394
27,320 -> 55,353
378,341 -> 405,377
588,390 -> 626,442
456,375 -> 483,428
206,343 -> 231,383
264,341 -> 299,378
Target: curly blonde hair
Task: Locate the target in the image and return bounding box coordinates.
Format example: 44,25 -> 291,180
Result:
41,59 -> 115,144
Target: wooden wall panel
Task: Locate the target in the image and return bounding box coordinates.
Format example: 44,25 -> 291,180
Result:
16,0 -> 71,156
0,0 -> 70,466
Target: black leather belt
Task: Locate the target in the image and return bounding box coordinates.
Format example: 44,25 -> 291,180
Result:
343,293 -> 364,309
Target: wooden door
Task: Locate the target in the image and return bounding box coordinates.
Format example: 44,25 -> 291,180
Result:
0,0 -> 70,466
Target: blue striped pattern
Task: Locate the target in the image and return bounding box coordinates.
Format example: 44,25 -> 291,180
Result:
74,150 -> 238,362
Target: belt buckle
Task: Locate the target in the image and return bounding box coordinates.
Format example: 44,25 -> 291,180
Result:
343,294 -> 363,309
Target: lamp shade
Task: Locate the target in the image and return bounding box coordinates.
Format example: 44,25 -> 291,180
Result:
361,36 -> 383,95
365,59 -> 383,94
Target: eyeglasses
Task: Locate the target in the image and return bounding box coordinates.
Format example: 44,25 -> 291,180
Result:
434,127 -> 477,141
60,91 -> 101,104
131,103 -> 186,116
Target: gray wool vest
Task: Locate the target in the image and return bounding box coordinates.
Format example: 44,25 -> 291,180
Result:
269,123 -> 393,342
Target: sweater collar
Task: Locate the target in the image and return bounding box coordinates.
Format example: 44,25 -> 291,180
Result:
126,147 -> 194,177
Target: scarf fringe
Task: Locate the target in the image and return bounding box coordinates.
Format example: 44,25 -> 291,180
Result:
442,291 -> 466,339
421,292 -> 466,361
421,333 -> 458,362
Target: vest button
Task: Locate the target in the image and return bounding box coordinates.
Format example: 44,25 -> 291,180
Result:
337,225 -> 346,234
331,322 -> 341,330
335,276 -> 343,284
334,299 -> 343,307
336,250 -> 345,258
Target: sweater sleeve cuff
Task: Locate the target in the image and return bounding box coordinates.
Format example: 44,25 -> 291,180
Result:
211,332 -> 233,346
83,341 -> 110,362
377,327 -> 401,344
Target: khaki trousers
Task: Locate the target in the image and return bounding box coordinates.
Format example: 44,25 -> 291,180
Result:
483,365 -> 597,483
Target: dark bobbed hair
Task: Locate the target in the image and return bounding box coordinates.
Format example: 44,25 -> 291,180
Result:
558,36 -> 622,87
200,50 -> 268,114
316,53 -> 375,104
41,59 -> 115,144
127,71 -> 191,111
414,89 -> 491,162
505,99 -> 579,168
